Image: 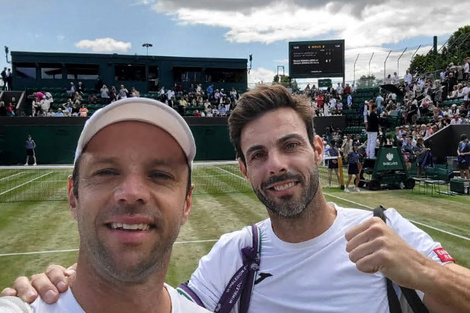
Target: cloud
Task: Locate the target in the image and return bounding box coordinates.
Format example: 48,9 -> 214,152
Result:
248,67 -> 276,86
75,38 -> 132,52
149,0 -> 469,48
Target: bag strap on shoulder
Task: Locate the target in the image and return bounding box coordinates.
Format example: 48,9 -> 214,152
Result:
373,206 -> 429,313
177,224 -> 261,313
214,223 -> 260,313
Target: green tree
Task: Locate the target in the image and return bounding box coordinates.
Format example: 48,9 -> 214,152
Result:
356,75 -> 376,89
272,75 -> 300,92
409,25 -> 470,75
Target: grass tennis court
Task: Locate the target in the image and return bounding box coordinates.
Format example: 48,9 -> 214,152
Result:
1,162 -> 470,290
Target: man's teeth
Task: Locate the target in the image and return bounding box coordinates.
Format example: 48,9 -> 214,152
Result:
273,182 -> 295,191
110,223 -> 150,231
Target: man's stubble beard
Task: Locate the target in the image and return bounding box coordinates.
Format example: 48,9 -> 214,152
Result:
253,165 -> 320,219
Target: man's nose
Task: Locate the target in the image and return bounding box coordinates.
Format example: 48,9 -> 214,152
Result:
115,174 -> 150,205
268,151 -> 287,175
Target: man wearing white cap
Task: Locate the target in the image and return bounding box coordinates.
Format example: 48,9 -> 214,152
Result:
0,98 -> 209,313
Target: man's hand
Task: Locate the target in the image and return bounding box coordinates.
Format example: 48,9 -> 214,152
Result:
0,264 -> 76,304
345,217 -> 428,290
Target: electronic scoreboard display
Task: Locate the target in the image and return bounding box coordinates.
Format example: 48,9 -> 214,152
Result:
289,40 -> 345,78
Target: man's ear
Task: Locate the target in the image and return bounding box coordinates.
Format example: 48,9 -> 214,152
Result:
68,176 -> 78,219
238,157 -> 250,183
313,135 -> 324,166
181,184 -> 194,226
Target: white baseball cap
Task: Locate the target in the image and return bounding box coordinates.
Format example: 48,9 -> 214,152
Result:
74,98 -> 196,167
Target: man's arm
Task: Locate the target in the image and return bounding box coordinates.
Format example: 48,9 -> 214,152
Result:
345,216 -> 470,313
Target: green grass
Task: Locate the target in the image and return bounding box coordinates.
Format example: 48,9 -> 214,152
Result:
1,164 -> 470,290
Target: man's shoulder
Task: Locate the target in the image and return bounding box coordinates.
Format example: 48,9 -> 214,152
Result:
215,220 -> 268,249
0,296 -> 32,313
30,289 -> 84,313
166,284 -> 212,312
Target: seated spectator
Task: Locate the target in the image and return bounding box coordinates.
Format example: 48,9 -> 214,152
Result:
77,81 -> 85,95
118,84 -> 128,99
44,91 -> 54,107
62,100 -> 73,116
100,85 -> 110,104
110,86 -> 117,103
214,89 -> 221,102
130,87 -> 140,97
179,96 -> 188,108
53,108 -> 65,117
336,100 -> 343,115
230,87 -> 238,101
223,96 -> 231,113
79,104 -> 88,117
0,101 -> 7,116
66,82 -> 76,98
73,91 -> 83,107
159,86 -> 167,103
34,91 -> 46,103
88,92 -> 98,104
218,104 -> 227,116
6,102 -> 15,116
451,114 -> 463,125
450,104 -> 459,116
211,106 -> 218,116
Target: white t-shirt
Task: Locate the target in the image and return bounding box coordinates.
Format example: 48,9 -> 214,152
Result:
186,203 -> 450,313
462,86 -> 470,101
0,284 -> 210,313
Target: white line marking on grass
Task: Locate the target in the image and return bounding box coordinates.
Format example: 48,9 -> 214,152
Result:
325,192 -> 470,242
0,249 -> 78,257
0,239 -> 219,257
0,172 -> 24,182
216,167 -> 244,180
0,172 -> 53,196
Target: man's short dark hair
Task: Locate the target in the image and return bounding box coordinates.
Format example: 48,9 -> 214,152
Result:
228,84 -> 315,164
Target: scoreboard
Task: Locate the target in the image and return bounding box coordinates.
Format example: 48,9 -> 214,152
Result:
289,40 -> 344,78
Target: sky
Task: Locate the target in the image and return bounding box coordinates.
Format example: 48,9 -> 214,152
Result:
1,0 -> 470,88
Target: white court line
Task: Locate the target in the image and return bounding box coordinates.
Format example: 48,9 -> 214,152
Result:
0,172 -> 24,182
209,167 -> 469,242
215,166 -> 245,180
325,192 -> 470,242
0,239 -> 218,257
0,172 -> 53,196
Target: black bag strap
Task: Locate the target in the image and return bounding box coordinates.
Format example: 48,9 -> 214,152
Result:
178,224 -> 260,313
373,206 -> 429,313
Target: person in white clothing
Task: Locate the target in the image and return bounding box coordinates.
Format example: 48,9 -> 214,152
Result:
4,86 -> 470,313
464,57 -> 470,81
0,98 -> 209,313
0,284 -> 205,313
403,70 -> 412,86
180,85 -> 470,313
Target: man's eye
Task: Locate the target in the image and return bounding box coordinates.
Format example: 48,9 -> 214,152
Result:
95,169 -> 118,176
250,152 -> 265,160
149,171 -> 172,180
285,142 -> 300,150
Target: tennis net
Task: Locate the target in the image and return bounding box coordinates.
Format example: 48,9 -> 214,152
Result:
0,158 -> 342,202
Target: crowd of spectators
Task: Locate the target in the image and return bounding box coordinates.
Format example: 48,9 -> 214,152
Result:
17,79 -> 241,118
309,56 -> 470,179
156,83 -> 239,117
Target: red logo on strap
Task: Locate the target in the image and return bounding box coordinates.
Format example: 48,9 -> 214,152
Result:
433,248 -> 455,263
